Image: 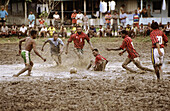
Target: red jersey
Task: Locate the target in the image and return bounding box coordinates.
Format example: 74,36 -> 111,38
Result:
95,54 -> 107,65
68,32 -> 90,49
150,29 -> 168,48
38,19 -> 45,24
71,13 -> 77,24
120,35 -> 139,59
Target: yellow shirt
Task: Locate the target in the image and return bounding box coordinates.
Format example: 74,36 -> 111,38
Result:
48,27 -> 56,36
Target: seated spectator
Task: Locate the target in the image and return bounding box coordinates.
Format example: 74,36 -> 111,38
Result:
125,24 -> 131,37
71,26 -> 77,35
39,25 -> 47,38
131,24 -> 138,38
11,23 -> 18,36
18,24 -> 27,38
118,26 -> 124,36
139,23 -> 145,36
164,22 -> 170,36
144,22 -> 152,36
159,22 -> 164,31
97,25 -> 104,37
84,26 -> 89,35
88,25 -> 97,37
48,25 -> 56,37
105,25 -> 112,37
38,16 -> 45,28
0,23 -> 9,37
59,25 -> 67,38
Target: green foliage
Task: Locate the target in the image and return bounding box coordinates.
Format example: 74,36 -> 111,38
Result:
26,0 -> 32,2
39,11 -> 48,18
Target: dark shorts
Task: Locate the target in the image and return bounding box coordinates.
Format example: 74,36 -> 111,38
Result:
0,18 -> 6,24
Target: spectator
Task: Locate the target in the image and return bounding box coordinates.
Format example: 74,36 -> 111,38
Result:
18,24 -> 27,38
53,11 -> 60,29
147,5 -> 152,17
131,24 -> 138,38
83,13 -> 89,31
133,10 -> 140,28
125,24 -> 131,37
144,22 -> 152,36
71,25 -> 77,35
120,10 -> 127,27
48,25 -> 56,37
76,10 -> 84,27
164,22 -> 170,35
139,23 -> 145,36
89,25 -> 97,37
1,23 -> 9,37
11,23 -> 18,36
97,25 -> 104,37
39,25 -> 47,38
28,11 -> 35,28
137,6 -> 142,15
0,5 -> 8,25
118,26 -> 124,36
105,11 -> 112,27
59,25 -> 67,38
38,16 -> 45,28
105,25 -> 112,37
85,26 -> 89,35
71,10 -> 77,26
112,11 -> 118,32
120,4 -> 125,15
141,7 -> 148,17
159,22 -> 164,31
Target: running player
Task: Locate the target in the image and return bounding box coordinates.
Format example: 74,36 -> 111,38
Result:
150,22 -> 168,80
87,49 -> 108,71
65,26 -> 93,59
13,30 -> 46,77
106,30 -> 153,73
41,32 -> 64,65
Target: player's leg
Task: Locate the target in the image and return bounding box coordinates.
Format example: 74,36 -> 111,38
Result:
133,57 -> 154,72
122,58 -> 137,73
51,54 -> 59,65
58,55 -> 61,65
87,60 -> 94,70
102,60 -> 108,71
25,61 -> 34,76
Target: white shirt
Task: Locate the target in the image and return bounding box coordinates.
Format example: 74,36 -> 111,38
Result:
20,27 -> 27,33
109,1 -> 116,10
76,13 -> 84,20
53,14 -> 60,20
1,26 -> 8,32
40,27 -> 47,32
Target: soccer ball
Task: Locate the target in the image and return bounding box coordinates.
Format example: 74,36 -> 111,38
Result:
70,67 -> 77,74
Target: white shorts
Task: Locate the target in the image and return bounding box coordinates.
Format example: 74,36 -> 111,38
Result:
29,24 -> 34,28
151,48 -> 164,66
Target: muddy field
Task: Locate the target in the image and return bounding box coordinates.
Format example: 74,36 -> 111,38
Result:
0,37 -> 170,111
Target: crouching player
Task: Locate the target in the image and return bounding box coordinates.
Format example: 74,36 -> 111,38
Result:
106,30 -> 153,73
87,49 -> 108,71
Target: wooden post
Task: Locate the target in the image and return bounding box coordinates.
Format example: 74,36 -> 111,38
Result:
141,0 -> 143,18
25,1 -> 27,23
84,0 -> 86,14
61,1 -> 64,23
100,0 -> 102,25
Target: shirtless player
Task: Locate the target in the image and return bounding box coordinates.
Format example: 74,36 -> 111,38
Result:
13,30 -> 46,77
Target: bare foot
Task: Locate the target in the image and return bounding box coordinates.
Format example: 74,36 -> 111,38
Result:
13,74 -> 19,77
24,74 -> 31,77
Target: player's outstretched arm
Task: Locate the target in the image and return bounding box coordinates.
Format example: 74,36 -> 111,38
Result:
41,40 -> 49,51
65,42 -> 70,54
106,47 -> 121,51
119,50 -> 126,56
87,41 -> 94,50
33,41 -> 46,62
18,38 -> 26,54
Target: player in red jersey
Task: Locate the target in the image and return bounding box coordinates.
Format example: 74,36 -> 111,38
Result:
87,49 -> 108,71
106,30 -> 153,73
150,22 -> 168,80
65,26 -> 93,59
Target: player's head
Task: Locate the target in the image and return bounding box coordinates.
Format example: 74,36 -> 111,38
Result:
121,30 -> 127,38
31,30 -> 37,39
151,22 -> 159,30
76,26 -> 82,34
1,5 -> 4,10
92,49 -> 99,57
53,32 -> 59,41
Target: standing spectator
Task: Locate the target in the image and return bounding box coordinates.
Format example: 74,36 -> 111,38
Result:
119,4 -> 125,15
141,7 -> 148,17
39,25 -> 47,38
120,10 -> 127,27
147,5 -> 151,17
48,25 -> 56,37
133,10 -> 140,28
11,23 -> 18,36
83,13 -> 89,31
137,6 -> 142,15
105,11 -> 112,27
112,11 -> 118,32
1,23 -> 9,37
38,16 -> 45,28
71,10 -> 77,26
53,11 -> 60,29
0,5 -> 8,25
28,11 -> 35,28
76,10 -> 84,27
18,24 -> 27,38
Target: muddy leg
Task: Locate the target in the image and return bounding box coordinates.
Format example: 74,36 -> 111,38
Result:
51,54 -> 59,65
25,61 -> 34,76
13,64 -> 30,77
87,60 -> 93,70
58,55 -> 61,65
122,58 -> 136,73
133,59 -> 154,72
154,66 -> 160,80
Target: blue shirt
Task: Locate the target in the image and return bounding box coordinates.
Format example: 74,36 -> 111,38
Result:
28,14 -> 35,24
47,38 -> 64,53
0,10 -> 8,18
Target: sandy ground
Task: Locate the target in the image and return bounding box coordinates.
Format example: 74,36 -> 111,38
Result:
0,37 -> 170,111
